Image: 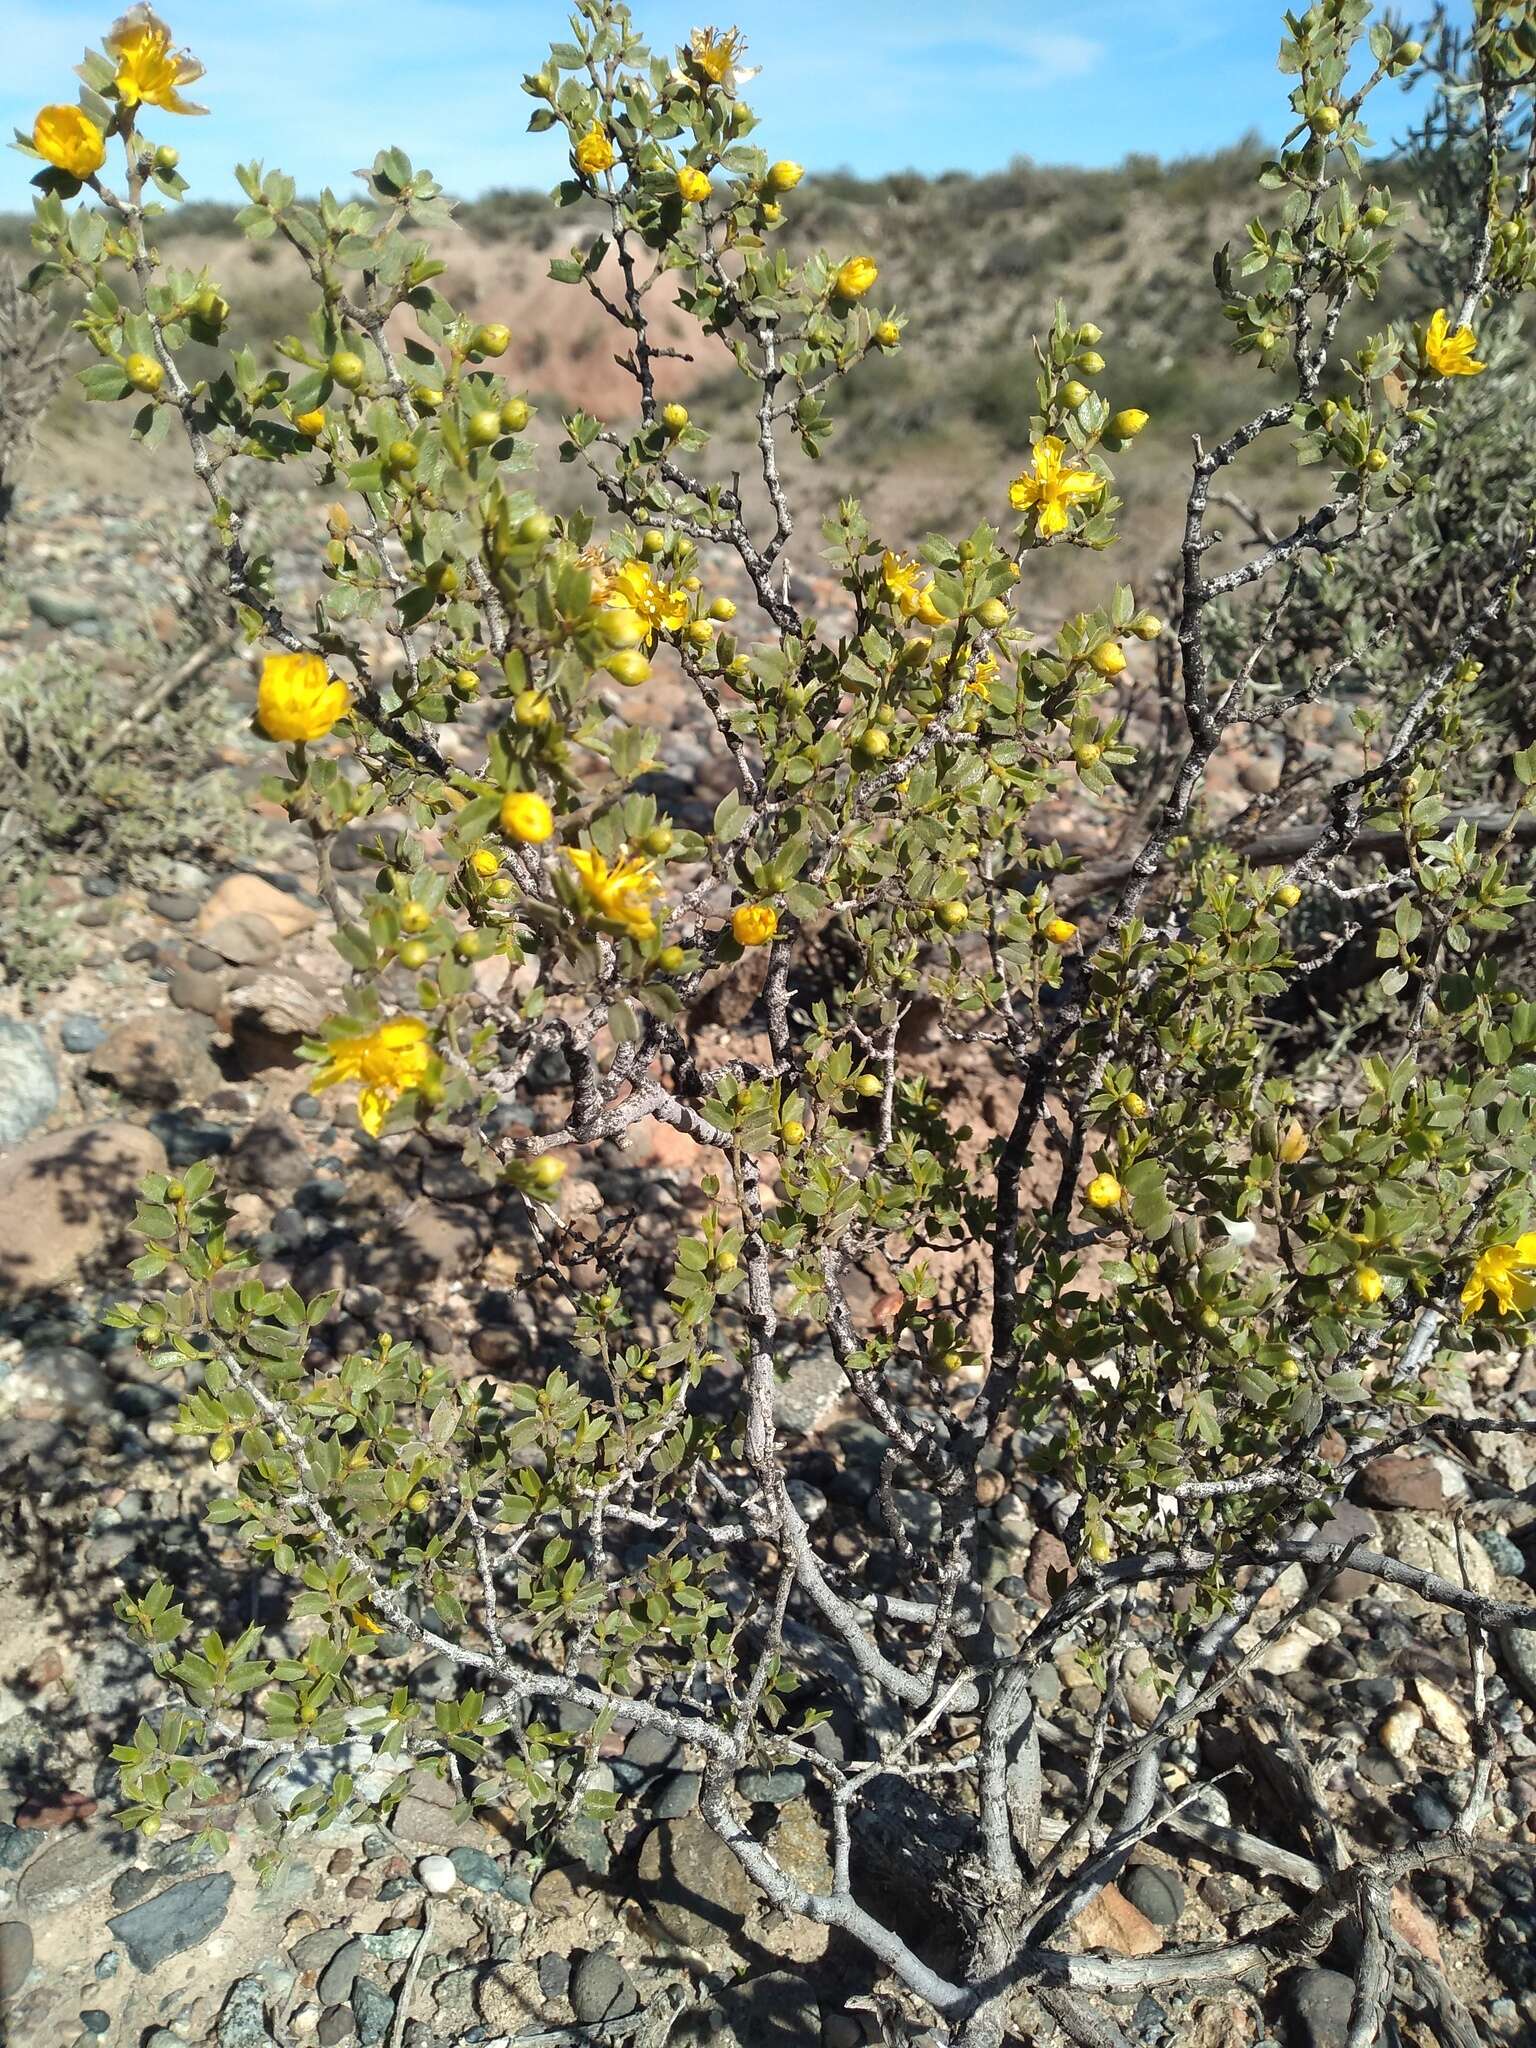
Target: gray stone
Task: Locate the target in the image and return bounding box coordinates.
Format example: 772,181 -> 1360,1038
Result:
773,1341 -> 846,1434
430,1967 -> 478,2036
0,1826 -> 34,1873
556,1813 -> 611,1879
16,1829 -> 123,1912
107,1872 -> 235,1971
718,1971 -> 821,2047
1286,1967 -> 1355,2048
94,1950 -> 121,1981
0,1018 -> 59,1145
27,588 -> 103,630
351,1979 -> 394,2046
887,1487 -> 943,1547
200,912 -> 282,968
623,1724 -> 681,1772
537,1953 -> 570,2001
1501,1627 -> 1536,1708
148,891 -> 200,924
650,1770 -> 701,1819
448,1846 -> 505,1895
569,1950 -> 637,2025
169,967 -> 230,1019
290,1928 -> 352,1976
635,1811 -> 756,1949
86,1013 -> 219,1107
317,1940 -> 368,2005
737,1767 -> 807,1806
0,1921 -> 34,2002
59,1015 -> 108,1054
217,1977 -> 270,2048
1479,1528 -> 1527,1579
317,2009 -> 355,2046
1123,1863 -> 1184,1928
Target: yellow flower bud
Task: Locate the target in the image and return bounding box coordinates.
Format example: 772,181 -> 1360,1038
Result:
514,689 -> 552,726
1075,349 -> 1105,375
1278,1120 -> 1309,1164
329,349 -> 367,390
731,902 -> 779,947
1275,882 -> 1302,910
1086,1172 -> 1123,1211
1059,379 -> 1091,409
833,255 -> 879,300
32,105 -> 106,180
1108,408 -> 1150,440
1129,611 -> 1163,640
1354,1265 -> 1384,1305
500,790 -> 555,844
975,597 -> 1010,630
762,201 -> 783,224
676,165 -> 712,203
124,353 -> 164,396
469,321 -> 511,357
661,401 -> 690,435
574,126 -> 616,177
874,320 -> 901,349
599,606 -> 649,649
294,409 -> 326,439
709,596 -> 737,621
1088,641 -> 1126,677
1123,1092 -> 1148,1118
767,160 -> 804,192
605,650 -> 652,688
500,398 -> 531,433
1043,916 -> 1078,946
470,847 -> 500,877
256,651 -> 350,744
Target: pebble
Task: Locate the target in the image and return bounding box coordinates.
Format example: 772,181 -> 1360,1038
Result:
317,2008 -> 355,2046
569,1950 -> 638,2025
58,1014 -> 108,1054
216,1977 -> 268,2048
1286,1967 -> 1355,2048
147,891 -> 200,924
351,1979 -> 394,2046
1480,1527 -> 1528,1579
448,1847 -> 504,1895
417,1855 -> 457,1896
1380,1703 -> 1423,1760
1502,1626 -> 1536,1709
537,1953 -> 570,2000
1122,1864 -> 1184,1929
650,1770 -> 701,1819
737,1766 -> 807,1805
80,2012 -> 110,2035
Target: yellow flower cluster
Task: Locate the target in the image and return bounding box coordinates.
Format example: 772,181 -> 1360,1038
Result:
567,847 -> 661,940
574,126 -> 616,177
33,106 -> 106,179
1422,307 -> 1485,378
880,551 -> 944,628
255,652 -> 350,743
604,558 -> 690,642
313,1017 -> 434,1137
1462,1233 -> 1536,1316
1009,437 -> 1103,540
107,6 -> 207,114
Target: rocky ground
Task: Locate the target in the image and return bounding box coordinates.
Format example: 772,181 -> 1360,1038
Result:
3,490 -> 1536,2048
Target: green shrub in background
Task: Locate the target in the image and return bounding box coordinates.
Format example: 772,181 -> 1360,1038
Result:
18,2 -> 1536,2039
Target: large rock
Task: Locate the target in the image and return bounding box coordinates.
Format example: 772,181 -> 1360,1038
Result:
16,1828 -> 124,1912
199,874 -> 317,943
0,1121 -> 166,1298
86,1013 -> 221,1107
0,1921 -> 34,2002
635,1811 -> 757,1949
108,1872 -> 235,1971
0,1018 -> 59,1146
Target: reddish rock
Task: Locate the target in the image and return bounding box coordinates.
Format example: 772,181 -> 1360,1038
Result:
1358,1455 -> 1445,1512
1025,1528 -> 1073,1604
1070,1882 -> 1164,1958
16,1790 -> 97,1830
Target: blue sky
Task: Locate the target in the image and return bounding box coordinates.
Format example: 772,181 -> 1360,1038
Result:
5,2 -> 1454,205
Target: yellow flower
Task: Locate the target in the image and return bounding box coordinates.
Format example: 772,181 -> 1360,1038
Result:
106,7 -> 207,114
1043,916 -> 1077,945
688,26 -> 747,85
676,164 -> 711,203
1086,1172 -> 1123,1211
500,790 -> 555,844
833,256 -> 879,300
1461,1233 -> 1536,1317
293,409 -> 326,439
731,902 -> 778,946
313,1016 -> 434,1138
605,558 -> 689,642
968,656 -> 999,698
574,126 -> 616,177
255,651 -> 350,743
1009,436 -> 1104,540
1354,1265 -> 1385,1305
767,160 -> 803,192
1422,307 -> 1485,378
566,846 -> 661,941
32,105 -> 106,179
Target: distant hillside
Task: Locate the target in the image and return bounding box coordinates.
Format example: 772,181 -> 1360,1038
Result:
1,144 -> 1423,602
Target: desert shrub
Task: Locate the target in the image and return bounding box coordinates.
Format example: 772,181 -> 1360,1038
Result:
0,257 -> 73,549
20,3 -> 1536,2043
